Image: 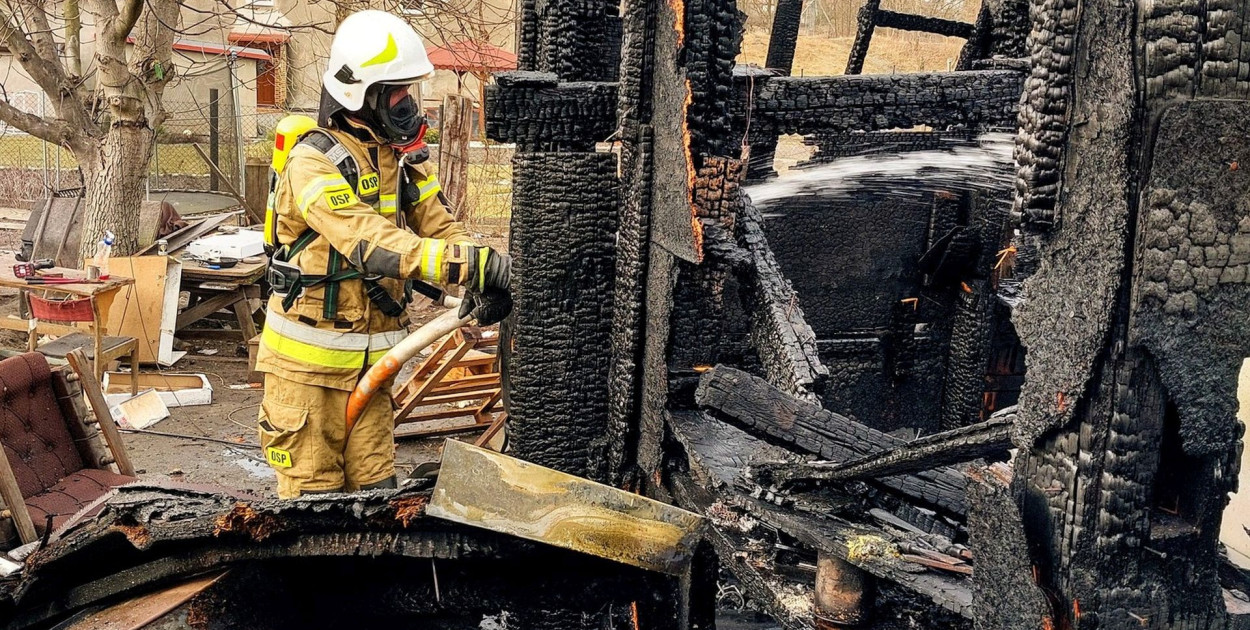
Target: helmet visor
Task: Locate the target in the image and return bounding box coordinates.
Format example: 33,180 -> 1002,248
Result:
368,83 -> 426,146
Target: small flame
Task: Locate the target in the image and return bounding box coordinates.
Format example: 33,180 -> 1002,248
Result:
666,0 -> 685,46
631,601 -> 641,630
682,88 -> 701,259
693,364 -> 713,373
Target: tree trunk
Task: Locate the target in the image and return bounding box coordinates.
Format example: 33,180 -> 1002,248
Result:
77,125 -> 155,263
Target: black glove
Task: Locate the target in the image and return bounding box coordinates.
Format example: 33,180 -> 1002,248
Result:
466,246 -> 511,292
458,287 -> 513,326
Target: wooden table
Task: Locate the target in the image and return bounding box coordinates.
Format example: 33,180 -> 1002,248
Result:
0,254 -> 134,380
175,253 -> 266,342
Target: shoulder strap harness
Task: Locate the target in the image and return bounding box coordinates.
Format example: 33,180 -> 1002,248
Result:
269,130 -> 438,320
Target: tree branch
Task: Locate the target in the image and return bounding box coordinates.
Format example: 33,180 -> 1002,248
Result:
0,7 -> 91,137
65,0 -> 81,76
114,0 -> 143,40
15,0 -> 65,77
0,89 -> 72,143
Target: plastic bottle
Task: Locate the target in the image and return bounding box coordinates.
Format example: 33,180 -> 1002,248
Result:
94,231 -> 115,280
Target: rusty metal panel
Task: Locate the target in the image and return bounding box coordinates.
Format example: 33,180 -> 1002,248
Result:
428,440 -> 706,575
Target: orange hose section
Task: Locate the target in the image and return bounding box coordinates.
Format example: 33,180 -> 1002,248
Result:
345,353 -> 406,435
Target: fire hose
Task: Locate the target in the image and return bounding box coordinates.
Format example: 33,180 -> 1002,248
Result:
344,292 -> 472,436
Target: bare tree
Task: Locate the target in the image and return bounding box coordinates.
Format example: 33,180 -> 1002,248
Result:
0,0 -> 179,260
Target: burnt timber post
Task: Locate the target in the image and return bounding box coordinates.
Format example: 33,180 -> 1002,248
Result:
1002,0 -> 1250,622
488,0 -> 622,481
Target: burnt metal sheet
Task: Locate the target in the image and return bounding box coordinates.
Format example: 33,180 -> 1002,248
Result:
427,440 -> 706,575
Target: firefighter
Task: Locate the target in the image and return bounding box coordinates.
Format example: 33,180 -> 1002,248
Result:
256,10 -> 512,498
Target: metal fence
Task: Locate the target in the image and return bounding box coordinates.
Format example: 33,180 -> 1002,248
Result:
0,91 -> 513,230
0,91 -> 280,206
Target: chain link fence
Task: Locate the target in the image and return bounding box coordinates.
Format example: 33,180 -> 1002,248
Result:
0,91 -> 277,207
0,91 -> 511,233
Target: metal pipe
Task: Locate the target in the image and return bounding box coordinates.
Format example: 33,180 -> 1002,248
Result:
344,294 -> 468,436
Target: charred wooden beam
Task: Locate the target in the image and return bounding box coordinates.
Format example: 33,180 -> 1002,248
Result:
747,70 -> 1025,139
695,366 -> 968,515
875,10 -> 975,39
734,199 -> 828,401
2,483 -> 697,630
485,72 -> 618,151
665,411 -> 974,625
966,464 -> 1051,629
505,152 -> 618,480
753,410 -> 1015,488
844,0 -> 881,75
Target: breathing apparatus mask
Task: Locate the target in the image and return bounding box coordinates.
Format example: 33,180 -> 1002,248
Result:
320,82 -> 430,156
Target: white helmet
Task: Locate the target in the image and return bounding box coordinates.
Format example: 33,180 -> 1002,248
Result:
322,10 -> 434,112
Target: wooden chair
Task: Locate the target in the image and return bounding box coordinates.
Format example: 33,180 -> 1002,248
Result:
27,293 -> 139,393
0,351 -> 136,546
392,326 -> 503,440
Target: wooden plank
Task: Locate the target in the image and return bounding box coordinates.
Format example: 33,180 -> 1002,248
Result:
474,412 -> 508,449
899,554 -> 974,576
696,366 -> 967,515
432,373 -> 501,393
417,388 -> 500,407
473,389 -> 503,423
754,411 -> 1016,488
396,340 -> 474,418
432,380 -> 500,397
66,349 -> 136,476
176,291 -> 242,331
438,94 -> 473,220
394,421 -> 491,440
398,335 -> 459,400
0,444 -> 37,543
394,406 -> 483,426
428,440 -> 707,574
178,254 -> 267,282
0,253 -> 133,298
105,256 -> 179,364
231,289 -> 258,340
63,572 -> 227,630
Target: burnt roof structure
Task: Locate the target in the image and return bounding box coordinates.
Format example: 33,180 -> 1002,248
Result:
488,0 -> 1250,624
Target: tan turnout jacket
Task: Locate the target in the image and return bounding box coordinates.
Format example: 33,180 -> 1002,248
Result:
256,122 -> 474,390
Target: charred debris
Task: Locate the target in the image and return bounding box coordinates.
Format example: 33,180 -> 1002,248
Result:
4,0 -> 1250,624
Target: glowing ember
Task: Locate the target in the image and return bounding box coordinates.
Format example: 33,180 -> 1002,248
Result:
666,0 -> 701,260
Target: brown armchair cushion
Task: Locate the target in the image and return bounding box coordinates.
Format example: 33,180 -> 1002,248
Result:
0,353 -> 85,497
26,468 -> 136,534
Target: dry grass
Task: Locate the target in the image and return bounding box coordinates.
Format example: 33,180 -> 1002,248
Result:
738,30 -> 968,76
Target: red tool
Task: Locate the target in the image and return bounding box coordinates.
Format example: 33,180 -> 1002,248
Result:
13,259 -> 54,278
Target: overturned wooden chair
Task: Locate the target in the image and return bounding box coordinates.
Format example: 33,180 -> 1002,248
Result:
392,326 -> 504,442
0,351 -> 136,547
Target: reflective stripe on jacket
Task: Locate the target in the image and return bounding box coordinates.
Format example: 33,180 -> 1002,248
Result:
262,315 -> 408,370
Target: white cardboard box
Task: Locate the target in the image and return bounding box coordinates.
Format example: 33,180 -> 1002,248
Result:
102,372 -> 214,408
186,230 -> 264,260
